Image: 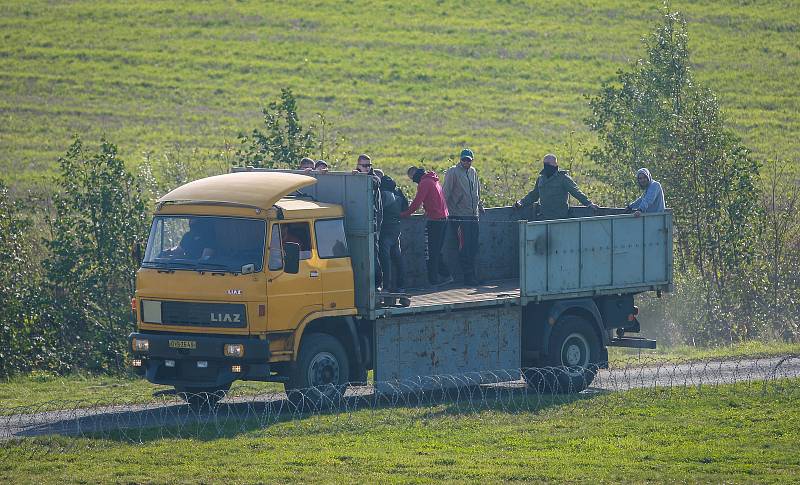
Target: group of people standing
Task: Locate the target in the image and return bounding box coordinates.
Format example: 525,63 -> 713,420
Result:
299,150 -> 665,292
354,150 -> 485,290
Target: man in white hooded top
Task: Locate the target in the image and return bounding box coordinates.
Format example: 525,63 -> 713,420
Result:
627,167 -> 665,217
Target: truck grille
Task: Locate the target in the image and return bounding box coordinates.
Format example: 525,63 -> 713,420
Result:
142,300 -> 247,328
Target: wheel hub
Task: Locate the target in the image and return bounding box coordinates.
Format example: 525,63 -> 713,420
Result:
308,351 -> 340,387
561,333 -> 589,368
565,344 -> 582,366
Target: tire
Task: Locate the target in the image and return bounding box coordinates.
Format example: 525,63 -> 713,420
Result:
176,383 -> 231,409
525,315 -> 601,394
285,333 -> 350,410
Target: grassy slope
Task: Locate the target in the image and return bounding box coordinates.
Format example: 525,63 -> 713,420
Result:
2,382 -> 799,483
2,342 -> 798,408
0,0 -> 798,188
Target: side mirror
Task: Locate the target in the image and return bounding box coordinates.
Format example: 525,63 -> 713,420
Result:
283,242 -> 300,274
133,242 -> 143,263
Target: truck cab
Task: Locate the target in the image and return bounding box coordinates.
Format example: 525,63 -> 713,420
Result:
130,172 -> 361,398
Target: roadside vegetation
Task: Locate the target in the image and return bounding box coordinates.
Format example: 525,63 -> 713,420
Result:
1,0 -> 797,187
2,381 -> 798,483
0,5 -> 798,381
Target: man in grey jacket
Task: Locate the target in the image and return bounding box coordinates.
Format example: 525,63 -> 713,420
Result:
443,148 -> 484,285
626,167 -> 665,216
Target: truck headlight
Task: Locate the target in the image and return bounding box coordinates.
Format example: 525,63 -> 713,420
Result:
132,337 -> 150,352
224,343 -> 244,358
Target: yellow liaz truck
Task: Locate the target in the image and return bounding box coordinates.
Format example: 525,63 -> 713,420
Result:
130,169 -> 672,400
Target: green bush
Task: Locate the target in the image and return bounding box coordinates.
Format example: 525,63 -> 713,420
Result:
44,138 -> 149,373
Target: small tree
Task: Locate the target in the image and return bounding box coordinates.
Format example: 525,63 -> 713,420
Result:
585,7 -> 761,342
46,137 -> 149,372
236,88 -> 316,168
0,181 -> 35,376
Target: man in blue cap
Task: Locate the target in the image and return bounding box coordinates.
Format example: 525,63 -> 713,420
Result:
442,148 -> 484,285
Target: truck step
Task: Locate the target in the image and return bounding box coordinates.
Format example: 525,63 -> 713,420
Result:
378,293 -> 411,308
608,337 -> 657,349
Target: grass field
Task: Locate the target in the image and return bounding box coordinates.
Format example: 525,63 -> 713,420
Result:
2,340 -> 797,409
1,1 -> 798,189
2,381 -> 798,483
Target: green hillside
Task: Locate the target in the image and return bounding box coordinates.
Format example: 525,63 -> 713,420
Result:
1,0 -> 798,186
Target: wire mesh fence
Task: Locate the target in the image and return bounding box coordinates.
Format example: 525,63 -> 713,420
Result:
1,355 -> 798,456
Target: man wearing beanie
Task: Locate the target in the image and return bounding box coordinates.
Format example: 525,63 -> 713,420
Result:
514,153 -> 598,219
402,166 -> 453,287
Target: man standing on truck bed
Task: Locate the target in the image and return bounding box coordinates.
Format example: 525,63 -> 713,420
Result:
355,154 -> 383,289
374,169 -> 406,292
402,166 -> 453,287
443,148 -> 484,285
626,167 -> 665,216
514,153 -> 598,219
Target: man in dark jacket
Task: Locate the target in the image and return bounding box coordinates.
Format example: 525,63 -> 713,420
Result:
514,154 -> 598,219
402,166 -> 452,287
375,170 -> 405,291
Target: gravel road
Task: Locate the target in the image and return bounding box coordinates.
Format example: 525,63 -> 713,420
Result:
2,355 -> 798,441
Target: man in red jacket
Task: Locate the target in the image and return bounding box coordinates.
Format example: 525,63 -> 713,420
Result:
401,166 -> 453,287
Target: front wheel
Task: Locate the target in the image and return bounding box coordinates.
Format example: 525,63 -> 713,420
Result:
525,315 -> 601,394
285,333 -> 350,409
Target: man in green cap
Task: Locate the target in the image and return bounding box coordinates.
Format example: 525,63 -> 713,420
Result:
514,153 -> 598,219
443,147 -> 484,285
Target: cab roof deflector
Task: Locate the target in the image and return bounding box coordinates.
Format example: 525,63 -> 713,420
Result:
157,172 -> 318,210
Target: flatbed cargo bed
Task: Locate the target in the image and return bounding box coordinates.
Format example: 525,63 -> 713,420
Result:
377,278 -> 521,317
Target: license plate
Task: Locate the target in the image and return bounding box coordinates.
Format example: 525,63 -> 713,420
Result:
168,339 -> 197,349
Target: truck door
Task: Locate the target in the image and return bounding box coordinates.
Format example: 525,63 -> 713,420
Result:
313,218 -> 355,311
266,222 -> 323,332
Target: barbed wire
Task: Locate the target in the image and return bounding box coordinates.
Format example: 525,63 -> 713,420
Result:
1,355 -> 798,457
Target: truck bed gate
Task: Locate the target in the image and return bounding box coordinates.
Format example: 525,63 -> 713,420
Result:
520,211 -> 673,303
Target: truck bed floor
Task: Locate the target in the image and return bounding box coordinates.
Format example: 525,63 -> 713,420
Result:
380,278 -> 520,316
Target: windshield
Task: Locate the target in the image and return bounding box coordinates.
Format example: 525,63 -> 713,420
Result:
142,215 -> 266,273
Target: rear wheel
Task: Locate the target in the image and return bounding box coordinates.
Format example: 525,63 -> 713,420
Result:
285,333 -> 350,410
525,315 -> 601,393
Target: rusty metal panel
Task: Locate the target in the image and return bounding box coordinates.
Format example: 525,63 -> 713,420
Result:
374,305 -> 521,384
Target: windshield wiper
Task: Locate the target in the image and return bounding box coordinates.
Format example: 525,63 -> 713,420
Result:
195,262 -> 233,273
142,261 -> 197,269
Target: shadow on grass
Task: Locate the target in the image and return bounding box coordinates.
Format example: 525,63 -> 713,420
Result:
9,384 -> 608,444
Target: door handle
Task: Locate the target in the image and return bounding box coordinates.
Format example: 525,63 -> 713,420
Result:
310,270 -> 319,278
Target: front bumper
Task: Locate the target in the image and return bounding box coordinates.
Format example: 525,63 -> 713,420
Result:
129,332 -> 271,388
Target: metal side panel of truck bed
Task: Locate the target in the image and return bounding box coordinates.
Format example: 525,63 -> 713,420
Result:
519,211 -> 673,303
